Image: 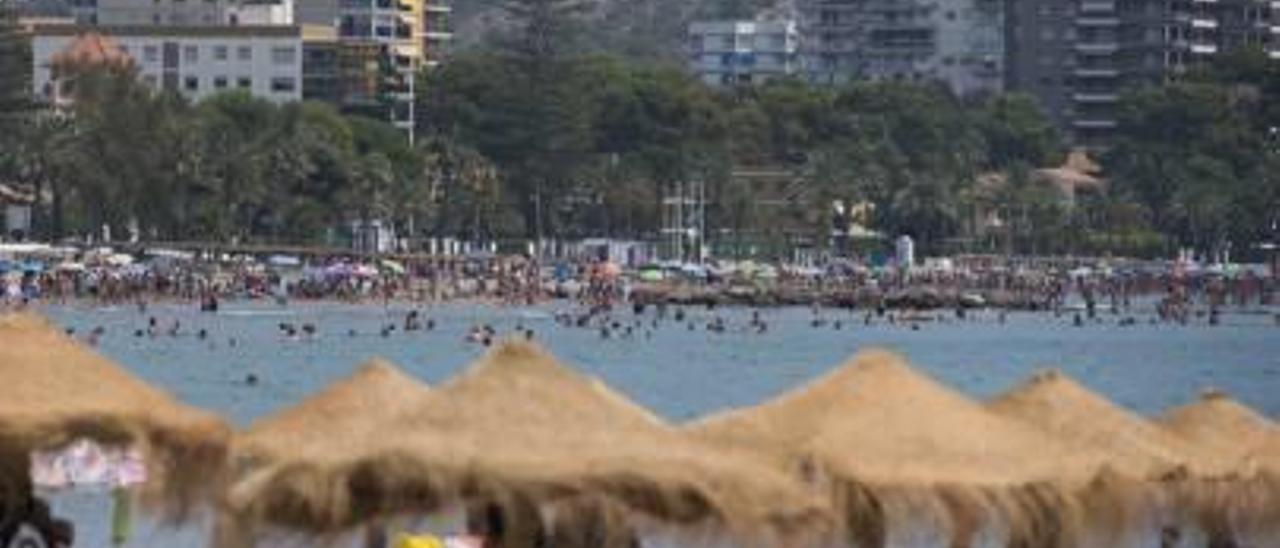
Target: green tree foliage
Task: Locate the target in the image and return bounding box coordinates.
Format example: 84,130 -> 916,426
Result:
7,13 -> 1275,259
1106,78 -> 1273,255
4,65 -> 497,246
0,5 -> 33,188
0,4 -> 29,126
978,94 -> 1064,171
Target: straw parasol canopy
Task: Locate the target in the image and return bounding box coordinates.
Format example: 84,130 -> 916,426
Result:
0,313 -> 229,518
985,370 -> 1255,545
689,350 -> 1107,547
1156,392 -> 1280,545
221,358 -> 432,543
235,358 -> 430,464
988,370 -> 1229,478
691,350 -> 1101,485
227,342 -> 832,547
1157,390 -> 1280,472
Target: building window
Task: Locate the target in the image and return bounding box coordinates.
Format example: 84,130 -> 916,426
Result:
213,76 -> 228,89
238,46 -> 252,61
184,76 -> 199,91
214,45 -> 228,60
270,46 -> 297,65
143,74 -> 158,87
144,45 -> 158,62
270,77 -> 296,93
183,45 -> 198,62
237,76 -> 252,89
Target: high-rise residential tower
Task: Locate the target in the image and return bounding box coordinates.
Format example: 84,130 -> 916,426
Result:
798,0 -> 1005,96
1006,0 -> 1280,148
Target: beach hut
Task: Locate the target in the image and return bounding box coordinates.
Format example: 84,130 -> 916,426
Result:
688,350 -> 1106,548
226,343 -> 832,548
0,313 -> 229,541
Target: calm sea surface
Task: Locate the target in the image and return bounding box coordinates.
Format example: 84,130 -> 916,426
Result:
34,301 -> 1280,547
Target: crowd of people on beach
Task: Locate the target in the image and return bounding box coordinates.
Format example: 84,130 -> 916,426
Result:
4,249 -> 1278,344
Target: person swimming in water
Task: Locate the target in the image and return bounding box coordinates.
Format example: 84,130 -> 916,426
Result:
404,310 -> 421,332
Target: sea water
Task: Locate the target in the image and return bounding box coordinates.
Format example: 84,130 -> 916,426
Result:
36,301 -> 1280,547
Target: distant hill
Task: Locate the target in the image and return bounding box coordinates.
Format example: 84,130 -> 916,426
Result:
450,0 -> 789,62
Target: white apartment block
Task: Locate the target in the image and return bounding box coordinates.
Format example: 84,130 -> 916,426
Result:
688,20 -> 801,87
800,0 -> 1004,95
67,0 -> 293,26
32,25 -> 304,104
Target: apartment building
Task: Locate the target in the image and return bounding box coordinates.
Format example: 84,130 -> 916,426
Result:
421,0 -> 450,68
69,0 -> 215,25
1007,0 -> 1280,148
60,0 -> 450,139
31,25 -> 304,103
688,19 -> 801,87
798,0 -> 1004,95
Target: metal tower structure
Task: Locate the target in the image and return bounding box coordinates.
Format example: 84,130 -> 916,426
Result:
661,178 -> 707,263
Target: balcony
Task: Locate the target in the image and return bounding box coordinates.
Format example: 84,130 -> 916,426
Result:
1190,42 -> 1219,54
1190,17 -> 1218,29
1078,1 -> 1116,14
1076,17 -> 1120,27
1075,42 -> 1119,55
1073,92 -> 1119,103
1072,119 -> 1118,129
1074,68 -> 1120,78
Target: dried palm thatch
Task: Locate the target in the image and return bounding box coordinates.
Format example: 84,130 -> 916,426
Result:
1156,391 -> 1280,545
226,342 -> 833,547
1158,390 -> 1280,471
235,358 -> 431,464
986,371 -> 1280,545
542,495 -> 637,548
988,370 -> 1231,477
220,358 -> 433,544
0,312 -> 229,519
689,349 -> 1107,548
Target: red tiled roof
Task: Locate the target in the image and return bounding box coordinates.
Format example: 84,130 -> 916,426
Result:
50,32 -> 134,70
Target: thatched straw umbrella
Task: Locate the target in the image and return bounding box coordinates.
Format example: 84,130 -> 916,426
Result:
689,349 -> 1106,548
987,370 -> 1243,545
227,343 -> 832,548
1156,391 -> 1280,545
989,370 -> 1230,477
220,358 -> 432,545
235,358 -> 430,464
1158,390 -> 1280,470
0,313 -> 229,520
